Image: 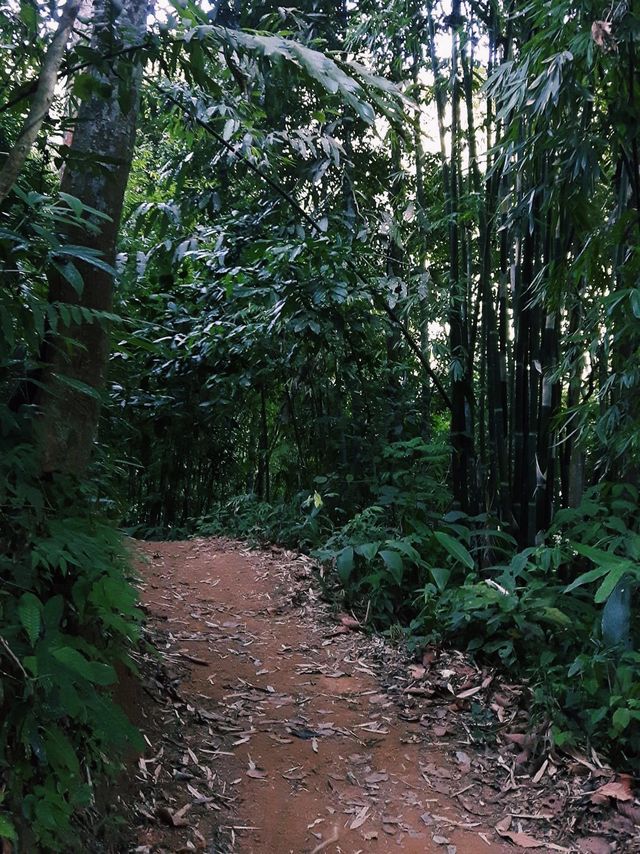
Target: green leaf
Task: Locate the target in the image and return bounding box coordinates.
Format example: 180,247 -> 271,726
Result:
354,542 -> 379,562
55,245 -> 115,275
52,260 -> 84,295
540,606 -> 572,626
572,542 -> 629,567
0,814 -> 17,841
433,531 -> 474,569
18,592 -> 42,647
564,564 -> 610,594
43,595 -> 64,631
52,373 -> 102,400
594,564 -> 630,605
72,72 -> 113,101
612,707 -> 631,732
429,566 -> 451,591
388,538 -> 421,563
46,727 -> 79,774
52,647 -> 116,685
58,192 -> 83,216
379,549 -> 403,584
564,543 -> 634,600
336,546 -> 354,583
205,26 -> 380,124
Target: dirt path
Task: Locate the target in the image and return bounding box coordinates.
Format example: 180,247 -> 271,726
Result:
115,538 -> 635,854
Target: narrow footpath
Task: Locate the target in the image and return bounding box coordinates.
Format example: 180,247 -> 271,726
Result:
112,538 -> 637,853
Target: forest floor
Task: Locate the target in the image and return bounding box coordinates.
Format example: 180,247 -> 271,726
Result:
106,538 -> 640,853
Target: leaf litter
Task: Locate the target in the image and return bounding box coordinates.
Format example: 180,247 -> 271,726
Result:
102,537 -> 640,852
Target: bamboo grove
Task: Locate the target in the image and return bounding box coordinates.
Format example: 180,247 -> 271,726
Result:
108,0 -> 640,548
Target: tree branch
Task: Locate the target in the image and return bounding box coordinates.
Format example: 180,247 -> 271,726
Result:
0,0 -> 82,205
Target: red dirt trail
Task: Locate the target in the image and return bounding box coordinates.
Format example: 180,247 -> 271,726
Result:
118,538 -> 626,854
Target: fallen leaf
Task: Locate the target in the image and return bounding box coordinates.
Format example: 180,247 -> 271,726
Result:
500,831 -> 546,848
268,733 -> 293,744
532,758 -> 548,784
339,614 -> 360,629
288,726 -> 318,740
349,805 -> 370,830
432,834 -> 450,844
246,768 -> 268,779
156,805 -> 191,827
618,801 -> 640,824
455,750 -> 471,771
575,838 -> 612,854
503,732 -> 530,747
193,828 -> 207,848
422,647 -> 438,666
456,685 -> 483,699
496,817 -> 566,850
365,772 -> 389,784
409,664 -> 426,679
173,803 -> 192,822
282,768 -> 307,781
186,783 -> 204,799
590,779 -> 633,805
363,830 -> 378,840
459,795 -> 493,817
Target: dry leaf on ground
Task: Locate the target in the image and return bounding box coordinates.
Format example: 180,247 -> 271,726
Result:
590,778 -> 634,805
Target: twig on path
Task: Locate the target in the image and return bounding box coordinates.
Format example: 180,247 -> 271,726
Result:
221,825 -> 260,830
509,813 -> 554,820
310,827 -> 339,853
178,651 -> 209,666
454,782 -> 476,796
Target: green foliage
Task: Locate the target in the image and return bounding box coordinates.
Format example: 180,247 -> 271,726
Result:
0,125 -> 142,854
195,489 -> 332,551
405,484 -> 640,763
0,412 -> 143,848
5,0 -> 640,817
204,474 -> 640,762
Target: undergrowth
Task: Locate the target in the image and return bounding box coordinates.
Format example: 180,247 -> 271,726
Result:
194,439 -> 640,767
0,409 -> 143,851
0,187 -> 144,850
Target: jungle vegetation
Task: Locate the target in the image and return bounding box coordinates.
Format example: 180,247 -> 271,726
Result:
1,0 -> 639,846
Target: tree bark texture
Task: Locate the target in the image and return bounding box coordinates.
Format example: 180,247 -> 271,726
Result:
37,0 -> 149,475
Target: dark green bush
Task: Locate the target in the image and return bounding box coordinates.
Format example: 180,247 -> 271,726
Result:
0,409 -> 143,849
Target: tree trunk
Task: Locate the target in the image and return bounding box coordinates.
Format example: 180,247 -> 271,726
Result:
37,0 -> 149,475
447,0 -> 475,511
